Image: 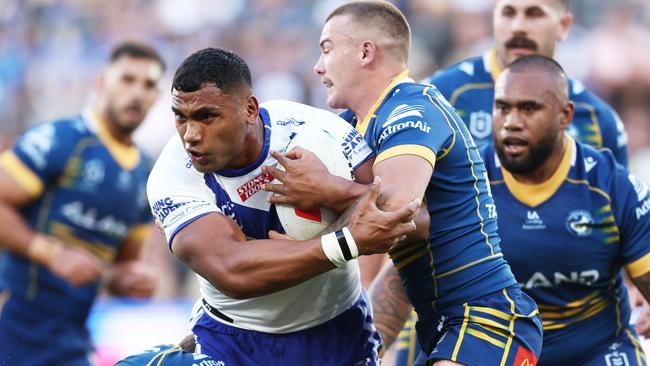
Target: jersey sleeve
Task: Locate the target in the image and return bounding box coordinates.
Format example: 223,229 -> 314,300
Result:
611,168 -> 650,278
0,121 -> 76,197
310,108 -> 374,169
146,138 -> 223,249
599,108 -> 629,167
372,89 -> 455,169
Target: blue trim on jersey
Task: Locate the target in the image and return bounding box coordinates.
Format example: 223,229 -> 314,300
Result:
168,212 -> 212,251
203,173 -> 283,240
218,108 -> 272,177
353,152 -> 373,170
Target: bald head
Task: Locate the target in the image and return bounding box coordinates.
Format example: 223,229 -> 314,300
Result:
505,55 -> 569,101
326,1 -> 411,63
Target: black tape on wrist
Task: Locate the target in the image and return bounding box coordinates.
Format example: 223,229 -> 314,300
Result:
335,229 -> 352,261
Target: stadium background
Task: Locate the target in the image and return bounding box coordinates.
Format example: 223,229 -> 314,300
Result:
1,0 -> 649,364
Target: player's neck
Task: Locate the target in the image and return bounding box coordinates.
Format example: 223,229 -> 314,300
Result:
512,136 -> 567,185
229,116 -> 265,170
93,105 -> 134,146
354,68 -> 408,122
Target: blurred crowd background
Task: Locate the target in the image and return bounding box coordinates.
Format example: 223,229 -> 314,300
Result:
1,0 -> 650,363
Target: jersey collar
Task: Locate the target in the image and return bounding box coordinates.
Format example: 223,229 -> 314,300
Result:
500,135 -> 576,207
355,69 -> 413,136
83,108 -> 141,170
483,48 -> 503,82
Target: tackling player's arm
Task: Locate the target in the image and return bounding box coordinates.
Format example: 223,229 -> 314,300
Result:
105,225 -> 157,298
263,147 -> 374,213
171,178 -> 419,299
0,154 -> 104,286
370,260 -> 413,352
628,272 -> 650,337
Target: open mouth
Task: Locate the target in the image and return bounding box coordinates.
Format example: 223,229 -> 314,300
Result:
124,105 -> 143,119
187,149 -> 208,163
502,137 -> 528,155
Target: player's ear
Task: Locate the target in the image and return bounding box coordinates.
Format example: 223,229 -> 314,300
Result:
245,94 -> 259,125
559,100 -> 574,130
557,11 -> 573,41
360,40 -> 376,66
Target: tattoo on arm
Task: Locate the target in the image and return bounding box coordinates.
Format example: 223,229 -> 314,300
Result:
370,262 -> 412,351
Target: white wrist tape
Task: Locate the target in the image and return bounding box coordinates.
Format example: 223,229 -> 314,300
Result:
321,227 -> 359,267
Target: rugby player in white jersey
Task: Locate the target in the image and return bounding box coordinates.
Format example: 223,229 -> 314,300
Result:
146,48 -> 420,365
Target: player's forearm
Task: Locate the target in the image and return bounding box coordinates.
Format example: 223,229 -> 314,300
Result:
370,262 -> 412,350
0,203 -> 64,268
179,237 -> 336,299
324,177 -> 368,214
631,272 -> 650,304
0,202 -> 44,258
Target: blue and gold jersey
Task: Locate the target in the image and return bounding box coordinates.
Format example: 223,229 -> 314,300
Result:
343,70 -> 516,318
428,49 -> 629,166
0,111 -> 152,323
483,138 -> 650,365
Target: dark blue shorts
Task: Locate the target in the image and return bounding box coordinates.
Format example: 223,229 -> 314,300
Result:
192,291 -> 381,366
0,288 -> 92,366
397,286 -> 543,366
539,325 -> 647,366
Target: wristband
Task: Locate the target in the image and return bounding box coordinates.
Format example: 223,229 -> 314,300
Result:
27,234 -> 63,266
321,227 -> 359,267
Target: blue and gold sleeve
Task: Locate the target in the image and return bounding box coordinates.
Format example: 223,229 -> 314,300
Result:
0,122 -> 75,197
373,90 -> 455,169
612,168 -> 650,278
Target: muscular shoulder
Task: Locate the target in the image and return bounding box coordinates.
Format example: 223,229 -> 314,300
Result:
576,142 -> 621,191
377,83 -> 454,121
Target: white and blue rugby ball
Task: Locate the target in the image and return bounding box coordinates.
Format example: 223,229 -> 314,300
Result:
275,128 -> 353,240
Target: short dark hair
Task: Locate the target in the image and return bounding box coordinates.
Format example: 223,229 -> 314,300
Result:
327,1 -> 411,62
507,54 -> 566,77
506,55 -> 569,96
172,48 -> 252,94
110,41 -> 166,72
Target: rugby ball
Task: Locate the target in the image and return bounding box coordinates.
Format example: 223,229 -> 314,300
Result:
275,128 -> 353,240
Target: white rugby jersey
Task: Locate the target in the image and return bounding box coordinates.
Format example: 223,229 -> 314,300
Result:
147,100 -> 373,333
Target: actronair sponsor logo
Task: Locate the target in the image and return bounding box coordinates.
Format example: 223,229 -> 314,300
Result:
237,172 -> 273,202
637,198 -> 650,220
378,120 -> 431,144
151,197 -> 188,222
382,104 -> 426,128
628,173 -> 649,202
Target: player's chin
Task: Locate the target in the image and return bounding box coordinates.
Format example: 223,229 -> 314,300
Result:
326,92 -> 345,110
191,159 -> 217,173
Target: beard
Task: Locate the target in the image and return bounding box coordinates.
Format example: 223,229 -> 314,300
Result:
106,103 -> 142,135
496,131 -> 558,175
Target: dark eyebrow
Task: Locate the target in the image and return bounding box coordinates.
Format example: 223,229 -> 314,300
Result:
516,101 -> 543,108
